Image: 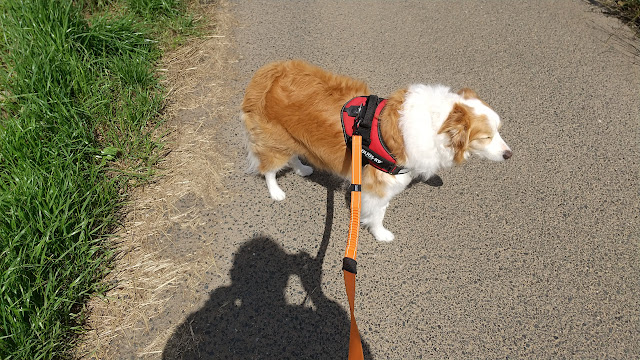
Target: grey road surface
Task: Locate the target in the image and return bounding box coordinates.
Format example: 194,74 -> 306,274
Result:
162,1 -> 639,359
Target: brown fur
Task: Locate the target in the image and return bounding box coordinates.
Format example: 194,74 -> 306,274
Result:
243,60 -> 395,179
458,88 -> 478,100
459,87 -> 493,111
379,88 -> 408,165
361,165 -> 390,197
438,103 -> 494,164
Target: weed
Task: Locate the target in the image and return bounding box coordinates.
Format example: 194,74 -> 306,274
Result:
0,0 -> 198,358
593,0 -> 640,32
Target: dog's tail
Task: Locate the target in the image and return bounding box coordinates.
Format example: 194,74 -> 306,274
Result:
241,61 -> 290,116
241,61 -> 292,174
241,112 -> 261,174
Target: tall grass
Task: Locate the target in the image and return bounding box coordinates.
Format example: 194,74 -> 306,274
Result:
0,0 -> 196,358
595,0 -> 640,31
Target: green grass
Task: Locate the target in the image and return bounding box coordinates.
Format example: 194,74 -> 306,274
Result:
595,0 -> 640,32
0,0 -> 198,358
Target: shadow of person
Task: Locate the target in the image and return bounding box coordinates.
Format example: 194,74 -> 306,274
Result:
163,168 -> 379,359
162,236 -> 373,359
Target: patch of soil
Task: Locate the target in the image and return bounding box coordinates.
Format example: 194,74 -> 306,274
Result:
77,1 -> 239,358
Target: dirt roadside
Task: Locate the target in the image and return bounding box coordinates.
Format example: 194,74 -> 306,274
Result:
78,2 -> 239,358
76,1 -> 640,358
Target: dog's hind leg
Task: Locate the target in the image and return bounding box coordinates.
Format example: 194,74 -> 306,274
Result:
252,148 -> 290,201
245,140 -> 292,201
243,112 -> 295,201
289,156 -> 313,177
264,170 -> 286,201
263,156 -> 311,201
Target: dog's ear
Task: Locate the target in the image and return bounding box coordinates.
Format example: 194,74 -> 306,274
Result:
438,103 -> 471,163
457,88 -> 478,99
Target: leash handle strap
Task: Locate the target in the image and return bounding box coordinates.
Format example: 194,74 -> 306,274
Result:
343,135 -> 364,360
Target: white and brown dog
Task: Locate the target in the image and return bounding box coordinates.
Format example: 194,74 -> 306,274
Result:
242,60 -> 511,241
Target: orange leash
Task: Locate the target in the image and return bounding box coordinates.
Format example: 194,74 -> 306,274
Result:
343,135 -> 364,360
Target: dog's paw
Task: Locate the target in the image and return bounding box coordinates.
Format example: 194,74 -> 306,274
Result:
370,227 -> 395,242
294,165 -> 313,177
269,188 -> 286,201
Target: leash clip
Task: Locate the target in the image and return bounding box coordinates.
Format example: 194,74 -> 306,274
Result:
351,104 -> 364,136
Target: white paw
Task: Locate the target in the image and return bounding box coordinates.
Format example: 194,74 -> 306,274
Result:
294,165 -> 313,177
269,188 -> 286,201
370,227 -> 395,242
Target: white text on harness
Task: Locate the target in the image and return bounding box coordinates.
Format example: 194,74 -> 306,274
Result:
362,149 -> 383,163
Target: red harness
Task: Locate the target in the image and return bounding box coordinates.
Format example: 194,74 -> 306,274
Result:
341,96 -> 406,175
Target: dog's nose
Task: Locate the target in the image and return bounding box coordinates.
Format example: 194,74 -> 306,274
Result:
503,150 -> 512,160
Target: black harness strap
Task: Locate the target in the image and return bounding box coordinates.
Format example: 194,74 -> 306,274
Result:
346,95 -> 407,175
354,95 -> 379,147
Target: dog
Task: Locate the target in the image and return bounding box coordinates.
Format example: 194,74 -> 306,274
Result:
242,60 -> 512,242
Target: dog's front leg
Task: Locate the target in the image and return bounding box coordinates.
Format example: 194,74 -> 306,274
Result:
361,192 -> 395,242
360,173 -> 411,242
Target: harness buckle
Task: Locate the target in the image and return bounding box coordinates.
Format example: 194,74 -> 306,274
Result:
344,104 -> 363,117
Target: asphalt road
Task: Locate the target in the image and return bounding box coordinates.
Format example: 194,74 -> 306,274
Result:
162,1 -> 639,358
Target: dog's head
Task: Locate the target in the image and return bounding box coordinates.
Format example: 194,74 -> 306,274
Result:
438,88 -> 512,163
